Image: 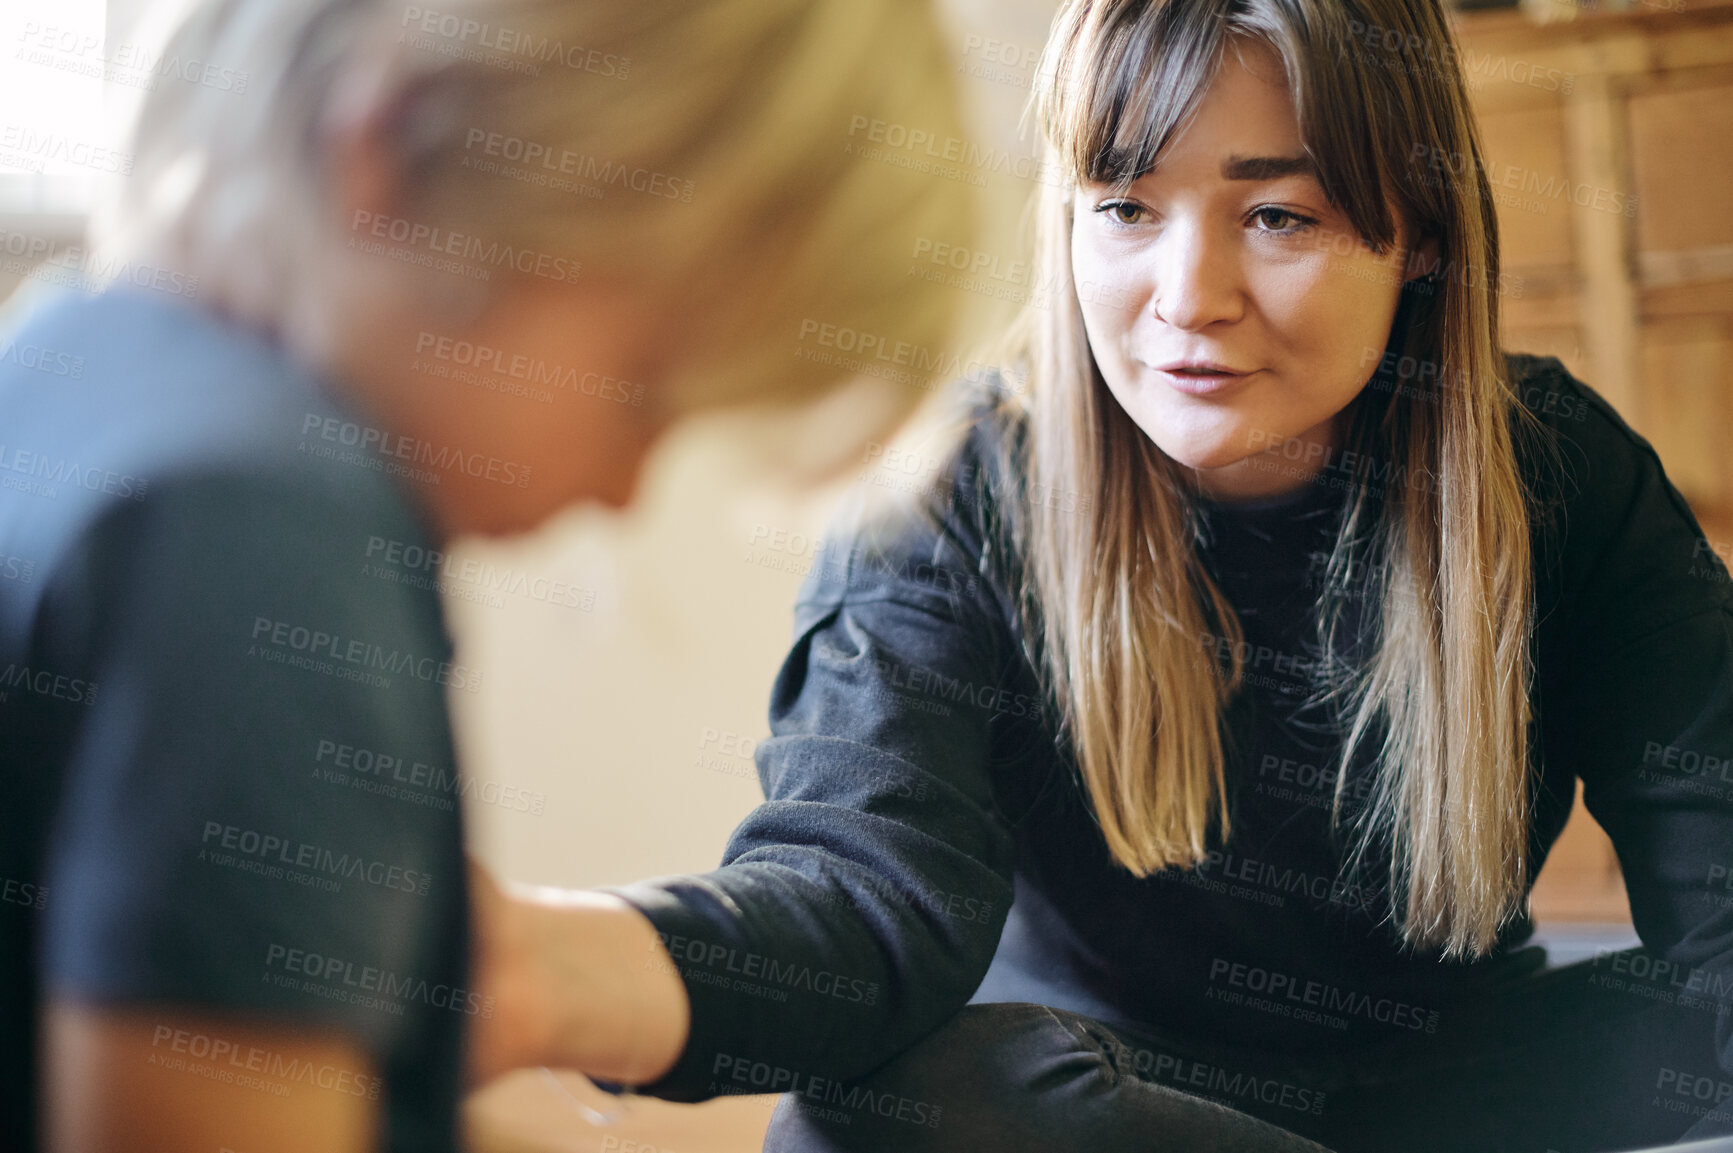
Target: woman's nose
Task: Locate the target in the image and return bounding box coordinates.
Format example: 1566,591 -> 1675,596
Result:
1150,222 -> 1245,332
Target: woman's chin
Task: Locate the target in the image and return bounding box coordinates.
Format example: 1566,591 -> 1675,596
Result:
1149,439 -> 1260,475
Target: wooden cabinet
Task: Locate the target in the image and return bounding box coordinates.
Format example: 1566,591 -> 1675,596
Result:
1456,0 -> 1733,924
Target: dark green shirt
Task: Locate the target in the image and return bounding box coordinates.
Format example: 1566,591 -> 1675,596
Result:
0,289 -> 471,1152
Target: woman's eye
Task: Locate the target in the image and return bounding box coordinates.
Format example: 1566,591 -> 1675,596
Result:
1250,206 -> 1315,234
1095,200 -> 1148,226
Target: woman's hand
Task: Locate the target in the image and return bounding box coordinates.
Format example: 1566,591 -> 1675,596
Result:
466,857 -> 691,1089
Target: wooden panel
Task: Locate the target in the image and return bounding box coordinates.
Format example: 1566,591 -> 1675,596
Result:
1453,6 -> 1733,84
1477,105 -> 1579,274
1642,277 -> 1733,319
1626,82 -> 1733,253
1502,291 -> 1583,330
1563,75 -> 1642,415
1635,317 -> 1733,512
1501,326 -> 1588,381
1640,244 -> 1733,290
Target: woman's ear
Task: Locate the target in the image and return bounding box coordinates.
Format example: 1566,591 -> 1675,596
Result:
1404,234 -> 1442,283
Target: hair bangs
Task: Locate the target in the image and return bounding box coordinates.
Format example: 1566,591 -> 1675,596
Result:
1041,0 -> 1236,189
1041,0 -> 1403,255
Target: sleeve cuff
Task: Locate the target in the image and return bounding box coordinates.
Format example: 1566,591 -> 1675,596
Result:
601,878 -> 758,1103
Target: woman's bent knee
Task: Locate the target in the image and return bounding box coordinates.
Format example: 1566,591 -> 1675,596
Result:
762,1002 -> 1336,1152
760,1003 -> 1109,1151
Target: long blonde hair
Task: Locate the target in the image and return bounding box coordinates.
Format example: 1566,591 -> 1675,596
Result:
1003,0 -> 1543,957
91,0 -> 971,427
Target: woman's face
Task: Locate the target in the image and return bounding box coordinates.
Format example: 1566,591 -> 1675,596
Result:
1071,39 -> 1422,502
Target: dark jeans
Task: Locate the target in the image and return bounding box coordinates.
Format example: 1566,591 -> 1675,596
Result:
763,948 -> 1731,1152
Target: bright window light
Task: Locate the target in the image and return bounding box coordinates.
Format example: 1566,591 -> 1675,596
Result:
0,0 -> 150,218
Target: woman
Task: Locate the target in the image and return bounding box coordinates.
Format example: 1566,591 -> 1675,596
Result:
0,1 -> 969,1151
479,1 -> 1733,1150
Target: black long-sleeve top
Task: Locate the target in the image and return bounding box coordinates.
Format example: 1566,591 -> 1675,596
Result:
611,354 -> 1733,1103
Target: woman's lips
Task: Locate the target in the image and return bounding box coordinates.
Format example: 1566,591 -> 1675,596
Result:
1149,362 -> 1257,397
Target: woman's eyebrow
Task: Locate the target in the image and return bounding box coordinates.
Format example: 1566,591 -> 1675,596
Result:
1220,153 -> 1314,181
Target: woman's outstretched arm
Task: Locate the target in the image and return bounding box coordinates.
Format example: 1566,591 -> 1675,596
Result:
474,430 -> 1026,1101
